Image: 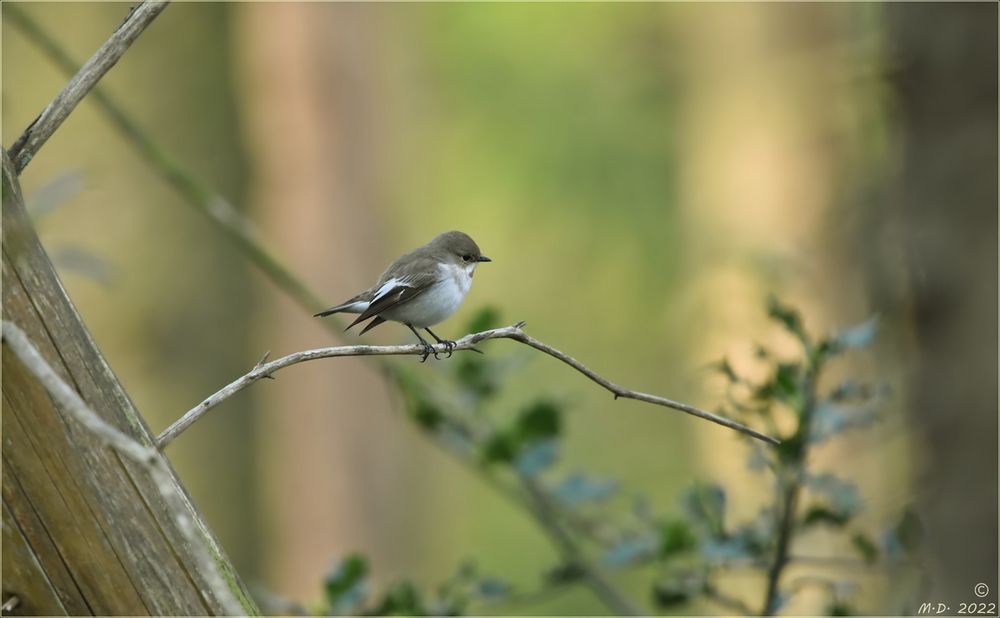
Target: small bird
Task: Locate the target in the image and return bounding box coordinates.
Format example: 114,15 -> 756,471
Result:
314,231 -> 491,361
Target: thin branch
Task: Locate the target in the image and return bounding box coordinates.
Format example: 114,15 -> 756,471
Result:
1,320 -> 244,616
8,1 -> 169,173
506,329 -> 779,445
762,350 -> 820,615
157,322 -> 779,448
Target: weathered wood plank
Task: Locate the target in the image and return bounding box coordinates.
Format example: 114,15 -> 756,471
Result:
2,450 -> 89,616
2,148 -> 257,615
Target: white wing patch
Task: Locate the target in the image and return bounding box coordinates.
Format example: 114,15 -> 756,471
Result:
343,301 -> 370,313
372,277 -> 412,302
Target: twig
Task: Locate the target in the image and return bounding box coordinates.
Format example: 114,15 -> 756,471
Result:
762,349 -> 820,615
8,1 -> 169,173
521,478 -> 643,616
157,322 -> 779,448
1,320 -> 244,616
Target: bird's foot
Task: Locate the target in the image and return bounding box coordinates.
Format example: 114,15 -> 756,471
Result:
418,341 -> 436,363
439,339 -> 456,358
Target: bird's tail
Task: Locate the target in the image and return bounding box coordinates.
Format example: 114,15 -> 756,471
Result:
313,299 -> 368,318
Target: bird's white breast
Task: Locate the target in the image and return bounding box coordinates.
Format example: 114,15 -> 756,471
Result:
381,263 -> 473,328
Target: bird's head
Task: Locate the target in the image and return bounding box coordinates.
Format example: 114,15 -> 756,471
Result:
432,230 -> 492,274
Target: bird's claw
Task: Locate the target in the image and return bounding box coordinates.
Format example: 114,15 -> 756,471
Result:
419,342 -> 435,363
440,339 -> 456,358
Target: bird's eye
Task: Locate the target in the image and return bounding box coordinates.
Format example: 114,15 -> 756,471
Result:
462,254 -> 472,262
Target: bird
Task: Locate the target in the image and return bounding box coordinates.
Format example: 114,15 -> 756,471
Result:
314,231 -> 491,362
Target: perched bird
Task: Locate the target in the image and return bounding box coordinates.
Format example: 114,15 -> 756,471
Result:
314,231 -> 491,361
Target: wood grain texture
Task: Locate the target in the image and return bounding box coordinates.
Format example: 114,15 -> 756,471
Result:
1,149 -> 257,616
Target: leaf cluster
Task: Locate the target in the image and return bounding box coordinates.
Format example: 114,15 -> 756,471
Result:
310,300 -> 919,616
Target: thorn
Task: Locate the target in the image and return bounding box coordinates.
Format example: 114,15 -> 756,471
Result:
613,393 -> 619,400
254,350 -> 271,370
468,346 -> 485,355
514,320 -> 527,329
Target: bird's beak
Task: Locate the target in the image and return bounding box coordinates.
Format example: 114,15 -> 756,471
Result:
477,256 -> 492,263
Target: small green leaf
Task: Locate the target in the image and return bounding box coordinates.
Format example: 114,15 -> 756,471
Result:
514,439 -> 559,477
700,536 -> 755,560
545,563 -> 585,585
652,581 -> 693,608
455,356 -> 497,400
804,473 -> 862,516
412,400 -> 444,432
774,363 -> 800,400
767,296 -> 808,343
481,433 -> 516,464
553,472 -> 618,506
834,317 -> 879,350
658,519 -> 697,558
515,400 -> 562,442
475,577 -> 509,600
753,363 -> 800,404
775,431 -> 804,464
324,553 -> 369,614
603,535 -> 658,568
851,532 -> 879,565
802,504 -> 851,528
368,581 -> 427,616
682,483 -> 726,537
810,404 -> 879,444
709,358 -> 740,383
466,306 -> 502,333
827,379 -> 874,403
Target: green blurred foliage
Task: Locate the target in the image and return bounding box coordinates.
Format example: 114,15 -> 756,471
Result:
310,300 -> 921,615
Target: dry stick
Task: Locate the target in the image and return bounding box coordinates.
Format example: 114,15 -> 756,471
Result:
8,1 -> 170,173
158,322 -> 779,449
0,321 -> 244,617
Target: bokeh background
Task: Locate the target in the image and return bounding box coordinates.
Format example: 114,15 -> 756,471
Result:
3,2 -> 996,615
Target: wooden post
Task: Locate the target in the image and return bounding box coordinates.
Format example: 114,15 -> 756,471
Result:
1,149 -> 258,615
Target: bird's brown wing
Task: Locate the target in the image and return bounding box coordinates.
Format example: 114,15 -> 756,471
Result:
345,270 -> 438,331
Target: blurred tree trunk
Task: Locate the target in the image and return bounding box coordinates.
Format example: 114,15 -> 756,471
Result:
885,3 -> 998,601
2,150 -> 256,615
235,3 -> 409,600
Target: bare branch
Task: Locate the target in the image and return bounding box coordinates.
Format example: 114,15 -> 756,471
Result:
157,321 -> 779,448
1,320 -> 243,616
8,1 -> 169,173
